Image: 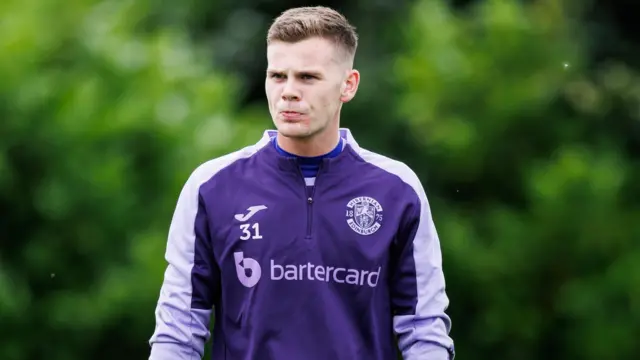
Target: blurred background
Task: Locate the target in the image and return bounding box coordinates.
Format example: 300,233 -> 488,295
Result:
1,0 -> 639,359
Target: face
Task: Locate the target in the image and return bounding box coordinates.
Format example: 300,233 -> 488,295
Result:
265,37 -> 359,141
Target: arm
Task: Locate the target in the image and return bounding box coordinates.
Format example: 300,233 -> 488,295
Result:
391,181 -> 455,360
149,172 -> 220,360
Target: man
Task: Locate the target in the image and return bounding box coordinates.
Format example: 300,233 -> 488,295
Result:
149,6 -> 454,360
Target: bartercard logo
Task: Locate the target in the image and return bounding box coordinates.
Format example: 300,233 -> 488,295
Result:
271,261 -> 381,287
233,252 -> 381,288
234,251 -> 262,288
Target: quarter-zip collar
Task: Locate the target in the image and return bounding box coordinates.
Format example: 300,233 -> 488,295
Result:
258,128 -> 362,175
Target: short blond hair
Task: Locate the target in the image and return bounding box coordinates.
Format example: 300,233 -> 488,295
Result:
266,6 -> 358,60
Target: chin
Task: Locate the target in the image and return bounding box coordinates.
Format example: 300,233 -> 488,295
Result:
276,122 -> 315,138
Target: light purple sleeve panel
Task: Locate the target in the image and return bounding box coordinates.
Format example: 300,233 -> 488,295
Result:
359,150 -> 455,360
148,163 -> 222,360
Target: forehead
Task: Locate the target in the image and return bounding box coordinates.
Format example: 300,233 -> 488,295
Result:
266,37 -> 339,70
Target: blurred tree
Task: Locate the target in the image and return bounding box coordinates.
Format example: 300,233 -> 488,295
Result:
0,0 -> 262,359
395,0 -> 640,359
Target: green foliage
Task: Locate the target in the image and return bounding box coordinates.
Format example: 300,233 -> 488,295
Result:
396,0 -> 640,359
0,0 -> 261,358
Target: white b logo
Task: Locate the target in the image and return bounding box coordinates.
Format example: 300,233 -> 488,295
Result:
345,196 -> 383,235
234,251 -> 262,288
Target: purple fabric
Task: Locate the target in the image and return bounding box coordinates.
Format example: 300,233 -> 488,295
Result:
149,129 -> 454,360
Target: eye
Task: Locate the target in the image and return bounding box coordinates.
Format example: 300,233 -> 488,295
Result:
269,73 -> 285,79
300,74 -> 317,80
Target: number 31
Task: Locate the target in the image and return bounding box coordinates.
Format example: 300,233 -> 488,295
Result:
239,223 -> 262,240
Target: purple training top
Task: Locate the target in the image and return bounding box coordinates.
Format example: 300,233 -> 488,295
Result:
149,128 -> 455,360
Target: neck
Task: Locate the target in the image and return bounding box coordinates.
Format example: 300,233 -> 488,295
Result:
276,129 -> 341,157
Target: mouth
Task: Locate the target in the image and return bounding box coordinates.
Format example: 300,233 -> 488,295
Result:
279,111 -> 306,121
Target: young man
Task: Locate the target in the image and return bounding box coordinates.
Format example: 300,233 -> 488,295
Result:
149,6 -> 455,360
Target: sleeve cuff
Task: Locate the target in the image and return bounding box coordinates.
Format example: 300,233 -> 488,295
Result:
404,342 -> 454,360
149,343 -> 197,360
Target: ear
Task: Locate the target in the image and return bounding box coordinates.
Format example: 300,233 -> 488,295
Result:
340,69 -> 360,103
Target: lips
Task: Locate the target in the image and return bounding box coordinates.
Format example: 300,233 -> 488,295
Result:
279,110 -> 306,121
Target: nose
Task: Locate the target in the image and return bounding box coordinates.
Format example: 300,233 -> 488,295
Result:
281,78 -> 300,101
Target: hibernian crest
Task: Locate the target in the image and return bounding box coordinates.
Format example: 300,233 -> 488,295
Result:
346,196 -> 383,235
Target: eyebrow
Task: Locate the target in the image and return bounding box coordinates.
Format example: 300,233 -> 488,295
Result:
266,69 -> 324,77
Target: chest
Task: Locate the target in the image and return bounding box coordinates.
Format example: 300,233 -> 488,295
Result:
205,175 -> 406,270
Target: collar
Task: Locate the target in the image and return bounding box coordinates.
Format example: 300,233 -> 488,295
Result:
255,128 -> 362,174
257,128 -> 362,154
273,136 -> 344,162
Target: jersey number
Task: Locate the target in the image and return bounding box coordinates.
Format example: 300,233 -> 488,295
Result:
239,223 -> 262,240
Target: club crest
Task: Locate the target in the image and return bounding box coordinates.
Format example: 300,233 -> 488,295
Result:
346,196 -> 383,235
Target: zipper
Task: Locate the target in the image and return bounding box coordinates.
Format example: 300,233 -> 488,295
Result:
297,162 -> 323,239
305,186 -> 315,239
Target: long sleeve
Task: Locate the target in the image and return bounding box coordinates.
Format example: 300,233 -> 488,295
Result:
391,181 -> 455,360
149,171 -> 220,360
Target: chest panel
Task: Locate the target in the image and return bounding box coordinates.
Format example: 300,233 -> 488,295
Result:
209,177 -> 407,279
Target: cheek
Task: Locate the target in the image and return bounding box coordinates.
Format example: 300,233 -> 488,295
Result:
319,89 -> 340,108
265,86 -> 279,103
